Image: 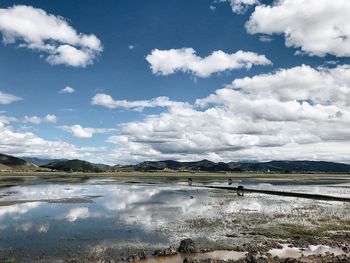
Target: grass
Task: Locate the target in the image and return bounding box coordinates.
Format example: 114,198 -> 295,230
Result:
1,171 -> 350,180
0,259 -> 16,263
253,221 -> 350,239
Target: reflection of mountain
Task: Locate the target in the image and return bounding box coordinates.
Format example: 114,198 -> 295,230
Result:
134,160 -> 350,173
0,153 -> 38,171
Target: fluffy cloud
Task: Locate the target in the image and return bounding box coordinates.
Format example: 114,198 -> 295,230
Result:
44,114 -> 57,123
0,5 -> 102,67
0,114 -> 57,124
23,114 -> 57,124
146,48 -> 271,78
0,120 -> 112,163
106,64 -> 350,164
91,93 -> 185,111
218,0 -> 259,14
59,124 -> 115,138
246,0 -> 350,57
59,86 -> 75,94
0,121 -> 78,159
0,91 -> 22,104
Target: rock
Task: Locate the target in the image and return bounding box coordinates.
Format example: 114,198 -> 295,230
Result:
283,258 -> 299,263
127,254 -> 139,262
154,246 -> 177,257
138,251 -> 146,260
178,238 -> 198,254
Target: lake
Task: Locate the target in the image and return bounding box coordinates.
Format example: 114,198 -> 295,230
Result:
0,174 -> 350,262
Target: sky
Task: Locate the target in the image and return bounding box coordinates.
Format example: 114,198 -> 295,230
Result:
1,0 -> 350,164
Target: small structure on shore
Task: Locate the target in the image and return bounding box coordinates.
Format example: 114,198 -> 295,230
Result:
237,185 -> 244,196
188,178 -> 193,186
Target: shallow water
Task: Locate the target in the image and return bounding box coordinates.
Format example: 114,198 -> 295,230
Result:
269,244 -> 346,258
0,175 -> 350,261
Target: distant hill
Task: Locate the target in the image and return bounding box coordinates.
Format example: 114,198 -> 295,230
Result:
135,159 -> 238,172
21,157 -> 67,166
94,163 -> 111,171
237,160 -> 350,173
2,152 -> 350,174
0,153 -> 38,171
42,159 -> 103,173
134,160 -> 350,173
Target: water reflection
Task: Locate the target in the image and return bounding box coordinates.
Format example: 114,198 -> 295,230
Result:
0,176 -> 349,261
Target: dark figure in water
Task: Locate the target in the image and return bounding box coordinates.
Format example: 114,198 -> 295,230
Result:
188,178 -> 193,186
228,178 -> 233,185
237,185 -> 244,196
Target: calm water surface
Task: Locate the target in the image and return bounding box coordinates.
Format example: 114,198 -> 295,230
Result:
0,175 -> 350,261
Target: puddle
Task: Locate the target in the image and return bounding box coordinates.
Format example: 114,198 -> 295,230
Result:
269,244 -> 347,258
140,250 -> 247,263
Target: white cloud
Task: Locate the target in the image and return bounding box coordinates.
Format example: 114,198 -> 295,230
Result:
218,0 -> 259,14
23,114 -> 57,124
105,64 -> 350,164
0,121 -> 79,159
59,124 -> 115,138
246,0 -> 350,57
146,48 -> 271,78
59,86 -> 75,94
91,93 -> 185,111
128,45 -> 134,50
259,35 -> 273,42
0,115 -> 17,124
0,5 -> 102,67
0,91 -> 22,104
44,114 -> 57,123
0,120 -> 112,163
23,115 -> 41,124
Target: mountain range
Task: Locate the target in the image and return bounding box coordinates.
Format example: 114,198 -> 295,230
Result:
0,153 -> 38,171
0,153 -> 350,173
134,159 -> 350,173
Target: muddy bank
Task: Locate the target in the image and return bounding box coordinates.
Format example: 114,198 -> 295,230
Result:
83,234 -> 350,263
1,233 -> 350,262
170,237 -> 349,263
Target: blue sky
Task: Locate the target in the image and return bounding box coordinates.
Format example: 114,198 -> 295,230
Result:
1,0 -> 350,164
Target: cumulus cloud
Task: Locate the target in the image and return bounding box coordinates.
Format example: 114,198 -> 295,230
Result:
58,124 -> 115,138
0,121 -> 78,159
0,91 -> 22,104
91,93 -> 185,111
0,115 -> 17,124
0,114 -> 57,124
146,48 -> 271,78
0,119 -> 114,164
218,0 -> 259,14
23,114 -> 57,124
0,5 -> 102,67
105,64 -> 350,164
246,0 -> 350,57
59,86 -> 75,94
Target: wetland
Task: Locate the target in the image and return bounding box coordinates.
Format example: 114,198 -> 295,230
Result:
0,173 -> 350,262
